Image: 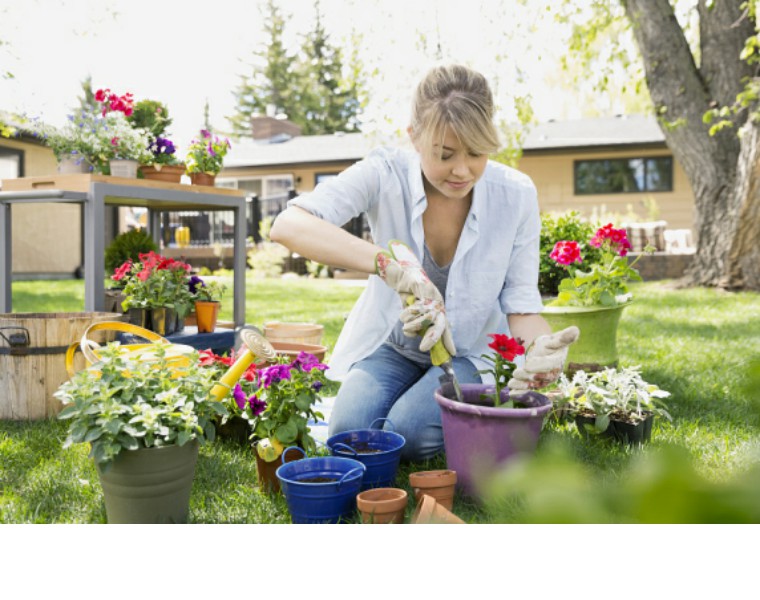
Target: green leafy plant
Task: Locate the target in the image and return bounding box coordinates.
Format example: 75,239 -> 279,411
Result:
556,366 -> 672,434
539,211 -> 603,296
549,223 -> 651,307
185,129 -> 231,175
247,243 -> 289,278
191,277 -> 226,302
112,251 -> 195,318
127,99 -> 172,137
55,343 -> 227,467
104,228 -> 158,275
476,334 -> 526,408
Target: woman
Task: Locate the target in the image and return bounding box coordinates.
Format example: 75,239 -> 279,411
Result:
270,64 -> 576,461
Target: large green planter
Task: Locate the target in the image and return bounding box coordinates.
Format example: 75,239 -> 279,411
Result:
541,303 -> 629,374
96,440 -> 199,524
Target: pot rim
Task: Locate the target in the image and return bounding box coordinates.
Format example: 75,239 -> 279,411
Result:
541,301 -> 632,314
408,469 -> 457,487
357,487 -> 408,511
435,384 -> 553,418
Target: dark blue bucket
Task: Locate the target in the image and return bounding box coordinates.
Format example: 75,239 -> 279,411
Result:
326,418 -> 406,490
275,447 -> 366,524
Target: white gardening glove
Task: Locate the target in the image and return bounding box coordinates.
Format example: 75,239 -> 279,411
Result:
375,240 -> 456,357
508,326 -> 580,395
399,297 -> 456,354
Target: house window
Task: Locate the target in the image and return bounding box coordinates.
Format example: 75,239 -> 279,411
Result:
315,172 -> 339,185
0,146 -> 23,179
574,157 -> 673,195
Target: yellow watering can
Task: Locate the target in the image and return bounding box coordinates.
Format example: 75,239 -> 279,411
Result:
65,321 -> 278,403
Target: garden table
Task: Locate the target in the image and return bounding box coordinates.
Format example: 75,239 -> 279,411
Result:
0,175 -> 248,326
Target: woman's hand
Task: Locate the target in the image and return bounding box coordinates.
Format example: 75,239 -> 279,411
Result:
507,326 -> 579,393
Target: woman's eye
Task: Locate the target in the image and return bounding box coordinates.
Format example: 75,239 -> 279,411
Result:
441,154 -> 453,160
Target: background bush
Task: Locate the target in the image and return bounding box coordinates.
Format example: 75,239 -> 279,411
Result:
104,228 -> 158,275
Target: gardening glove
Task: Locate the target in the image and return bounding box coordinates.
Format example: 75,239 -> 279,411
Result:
508,326 -> 580,394
375,240 -> 456,357
399,296 -> 456,354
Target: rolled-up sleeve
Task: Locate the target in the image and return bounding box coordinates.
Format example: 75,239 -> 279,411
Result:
499,180 -> 544,315
287,149 -> 390,227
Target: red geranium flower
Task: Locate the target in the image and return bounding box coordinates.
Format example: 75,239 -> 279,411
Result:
590,223 -> 632,257
487,334 -> 525,362
111,260 -> 132,282
550,240 -> 582,266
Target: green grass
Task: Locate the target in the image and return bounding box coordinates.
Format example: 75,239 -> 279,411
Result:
2,278 -> 759,523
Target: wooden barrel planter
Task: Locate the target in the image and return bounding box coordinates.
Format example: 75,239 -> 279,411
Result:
0,312 -> 118,420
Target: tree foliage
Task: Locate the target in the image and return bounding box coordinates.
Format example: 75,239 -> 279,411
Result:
227,0 -> 365,138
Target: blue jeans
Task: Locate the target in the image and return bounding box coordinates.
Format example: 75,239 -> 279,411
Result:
327,343 -> 482,462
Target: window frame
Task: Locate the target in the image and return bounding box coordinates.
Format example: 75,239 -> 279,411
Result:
573,155 -> 673,196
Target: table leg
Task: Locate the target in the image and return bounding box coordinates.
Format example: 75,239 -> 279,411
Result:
233,199 -> 246,327
84,186 -> 106,311
0,202 -> 11,312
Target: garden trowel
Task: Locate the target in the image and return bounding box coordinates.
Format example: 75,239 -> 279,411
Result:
385,239 -> 464,403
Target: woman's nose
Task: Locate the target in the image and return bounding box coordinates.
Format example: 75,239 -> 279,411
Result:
451,156 -> 470,177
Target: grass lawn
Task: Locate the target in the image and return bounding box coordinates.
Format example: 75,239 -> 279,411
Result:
2,277 -> 759,523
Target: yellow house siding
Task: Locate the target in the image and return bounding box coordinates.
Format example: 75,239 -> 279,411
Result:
1,139 -> 82,275
517,147 -> 695,231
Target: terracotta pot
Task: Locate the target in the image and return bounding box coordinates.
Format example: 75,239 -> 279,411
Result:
409,469 -> 457,510
356,487 -> 408,524
140,163 -> 186,184
254,446 -> 302,494
411,493 -> 465,524
267,340 -> 328,364
195,300 -> 220,333
189,172 -> 216,187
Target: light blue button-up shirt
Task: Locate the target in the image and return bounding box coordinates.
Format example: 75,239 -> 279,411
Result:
288,146 -> 544,381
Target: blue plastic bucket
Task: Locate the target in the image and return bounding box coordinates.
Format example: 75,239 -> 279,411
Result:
326,418 -> 406,490
276,447 -> 366,524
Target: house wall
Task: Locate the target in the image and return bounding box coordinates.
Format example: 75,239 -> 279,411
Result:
517,146 -> 695,231
220,161 -> 351,195
0,138 -> 82,276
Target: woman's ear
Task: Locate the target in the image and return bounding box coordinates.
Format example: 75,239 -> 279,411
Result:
407,126 -> 420,152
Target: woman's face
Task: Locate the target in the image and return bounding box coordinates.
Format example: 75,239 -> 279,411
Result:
412,126 -> 488,201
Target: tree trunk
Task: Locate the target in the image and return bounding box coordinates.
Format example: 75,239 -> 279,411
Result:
623,0 -> 759,290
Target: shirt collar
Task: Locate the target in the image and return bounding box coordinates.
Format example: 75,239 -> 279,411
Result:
407,151 -> 427,208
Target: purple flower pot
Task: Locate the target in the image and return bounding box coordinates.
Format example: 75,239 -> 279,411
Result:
434,384 -> 552,498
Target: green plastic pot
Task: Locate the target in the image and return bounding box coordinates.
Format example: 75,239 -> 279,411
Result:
541,303 -> 629,374
96,440 -> 199,524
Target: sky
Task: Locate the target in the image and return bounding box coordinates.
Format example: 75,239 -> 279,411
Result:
0,0 -> 601,149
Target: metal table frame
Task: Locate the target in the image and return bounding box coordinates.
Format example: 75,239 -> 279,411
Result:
0,179 -> 247,326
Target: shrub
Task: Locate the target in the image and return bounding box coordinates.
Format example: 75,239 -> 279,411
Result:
104,228 -> 159,275
539,211 -> 603,296
247,243 -> 290,278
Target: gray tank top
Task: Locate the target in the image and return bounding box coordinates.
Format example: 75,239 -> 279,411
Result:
387,244 -> 450,366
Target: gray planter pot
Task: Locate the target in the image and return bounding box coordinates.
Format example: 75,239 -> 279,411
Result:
96,440 -> 199,524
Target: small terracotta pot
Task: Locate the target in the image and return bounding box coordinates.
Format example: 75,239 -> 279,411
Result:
409,469 -> 457,510
356,488 -> 408,524
195,300 -> 220,333
254,447 -> 302,494
411,494 -> 465,524
190,172 -> 216,187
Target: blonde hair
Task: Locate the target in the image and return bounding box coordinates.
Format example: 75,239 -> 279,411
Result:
409,64 -> 500,157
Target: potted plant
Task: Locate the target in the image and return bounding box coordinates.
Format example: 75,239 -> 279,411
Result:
112,251 -> 195,335
54,343 -> 228,523
28,110 -> 104,173
556,366 -> 672,445
434,334 -> 553,497
541,223 -> 653,373
104,228 -> 159,313
184,129 -> 231,186
127,98 -> 172,138
191,277 -> 226,333
242,352 -> 329,493
140,136 -> 185,183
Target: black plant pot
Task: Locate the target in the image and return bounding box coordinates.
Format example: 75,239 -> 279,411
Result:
150,307 -> 177,336
575,412 -> 654,445
127,307 -> 151,330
